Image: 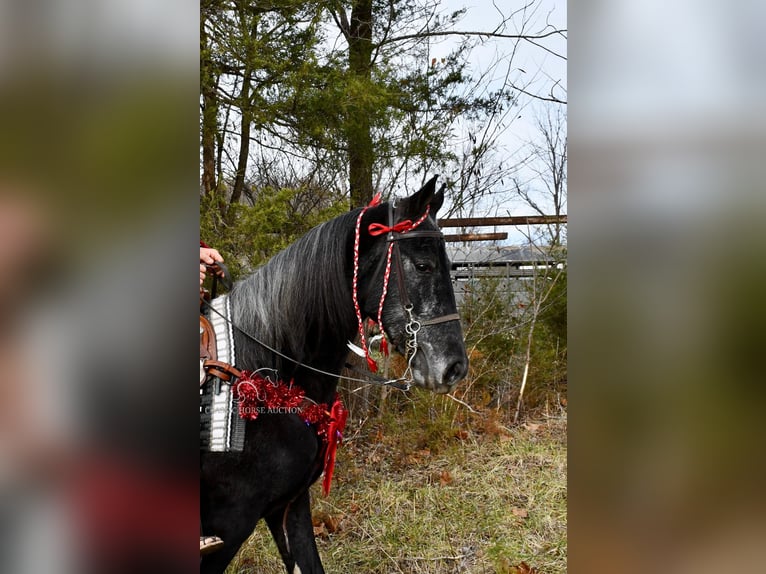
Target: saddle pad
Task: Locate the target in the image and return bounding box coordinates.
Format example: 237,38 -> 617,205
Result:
200,295 -> 246,452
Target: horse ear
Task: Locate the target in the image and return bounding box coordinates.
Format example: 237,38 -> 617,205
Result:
431,182 -> 445,216
397,175 -> 443,220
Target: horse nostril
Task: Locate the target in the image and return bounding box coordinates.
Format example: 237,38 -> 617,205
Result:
443,359 -> 468,386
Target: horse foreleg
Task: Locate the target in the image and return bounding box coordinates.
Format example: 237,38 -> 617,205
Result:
265,489 -> 324,574
200,494 -> 265,574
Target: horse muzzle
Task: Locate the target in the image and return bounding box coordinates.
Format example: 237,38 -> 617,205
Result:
409,338 -> 469,393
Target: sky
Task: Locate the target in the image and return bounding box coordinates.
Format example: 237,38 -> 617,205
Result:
432,0 -> 567,244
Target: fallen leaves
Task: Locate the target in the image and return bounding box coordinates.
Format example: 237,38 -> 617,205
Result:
312,511 -> 345,539
523,422 -> 542,433
510,561 -> 540,574
453,429 -> 470,441
511,506 -> 529,519
427,469 -> 454,486
468,347 -> 484,361
498,558 -> 542,574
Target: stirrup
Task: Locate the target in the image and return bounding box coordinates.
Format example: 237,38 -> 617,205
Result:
200,535 -> 224,556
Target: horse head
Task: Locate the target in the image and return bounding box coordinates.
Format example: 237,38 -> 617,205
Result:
357,176 -> 468,393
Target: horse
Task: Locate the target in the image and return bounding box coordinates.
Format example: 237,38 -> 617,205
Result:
200,176 -> 468,574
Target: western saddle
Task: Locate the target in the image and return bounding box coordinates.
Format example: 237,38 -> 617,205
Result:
200,262 -> 241,385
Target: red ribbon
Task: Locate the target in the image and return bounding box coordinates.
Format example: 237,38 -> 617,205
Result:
368,219 -> 415,236
367,203 -> 430,237
322,396 -> 348,496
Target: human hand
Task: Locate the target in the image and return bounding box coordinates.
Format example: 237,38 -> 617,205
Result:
200,247 -> 223,286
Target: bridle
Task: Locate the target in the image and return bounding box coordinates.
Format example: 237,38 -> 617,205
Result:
351,196 -> 461,378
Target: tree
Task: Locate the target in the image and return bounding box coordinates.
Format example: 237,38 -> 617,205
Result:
200,0 -> 222,198
200,1 -> 326,212
200,0 -> 567,212
507,102 -> 567,420
514,104 -> 567,246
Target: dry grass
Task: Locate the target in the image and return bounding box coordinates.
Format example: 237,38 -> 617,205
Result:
227,401 -> 566,574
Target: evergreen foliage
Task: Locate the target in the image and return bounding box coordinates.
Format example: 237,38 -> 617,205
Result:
199,0 -> 550,209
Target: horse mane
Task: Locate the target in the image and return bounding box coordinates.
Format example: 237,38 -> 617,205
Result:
228,210 -> 360,376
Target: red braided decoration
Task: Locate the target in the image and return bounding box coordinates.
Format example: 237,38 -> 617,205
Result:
351,197 -> 378,371
376,243 -> 395,356
370,206 -> 430,359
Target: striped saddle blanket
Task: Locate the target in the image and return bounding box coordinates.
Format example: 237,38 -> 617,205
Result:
200,295 -> 246,452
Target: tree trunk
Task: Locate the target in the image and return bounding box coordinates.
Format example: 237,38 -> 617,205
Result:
229,73 -> 252,208
228,8 -> 259,217
347,0 -> 374,208
200,16 -> 218,197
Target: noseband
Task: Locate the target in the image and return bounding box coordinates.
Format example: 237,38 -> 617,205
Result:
351,197 -> 460,375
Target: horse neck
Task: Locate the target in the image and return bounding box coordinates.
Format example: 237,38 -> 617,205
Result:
230,213 -> 359,404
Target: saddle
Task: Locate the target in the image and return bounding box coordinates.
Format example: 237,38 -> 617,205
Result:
200,261 -> 240,385
200,315 -> 241,384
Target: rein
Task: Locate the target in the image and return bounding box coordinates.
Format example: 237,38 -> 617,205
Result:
201,298 -> 411,391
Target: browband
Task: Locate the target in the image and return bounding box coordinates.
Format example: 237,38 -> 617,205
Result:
387,229 -> 444,241
386,200 -> 443,241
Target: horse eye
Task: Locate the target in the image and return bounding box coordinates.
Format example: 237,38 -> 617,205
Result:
415,262 -> 433,273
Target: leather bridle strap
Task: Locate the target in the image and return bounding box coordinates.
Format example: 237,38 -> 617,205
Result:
420,313 -> 461,326
390,236 -> 412,309
385,202 -> 460,327
205,261 -> 232,300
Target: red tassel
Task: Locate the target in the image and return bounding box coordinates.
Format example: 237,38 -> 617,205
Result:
322,397 -> 348,496
380,336 -> 389,357
368,192 -> 382,207
366,354 -> 378,373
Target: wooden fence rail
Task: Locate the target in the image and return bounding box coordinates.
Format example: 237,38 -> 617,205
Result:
444,232 -> 508,242
438,215 -> 567,228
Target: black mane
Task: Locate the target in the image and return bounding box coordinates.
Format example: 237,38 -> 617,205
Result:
228,209 -> 360,381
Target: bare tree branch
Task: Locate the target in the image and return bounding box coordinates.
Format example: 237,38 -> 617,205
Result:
375,28 -> 566,49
